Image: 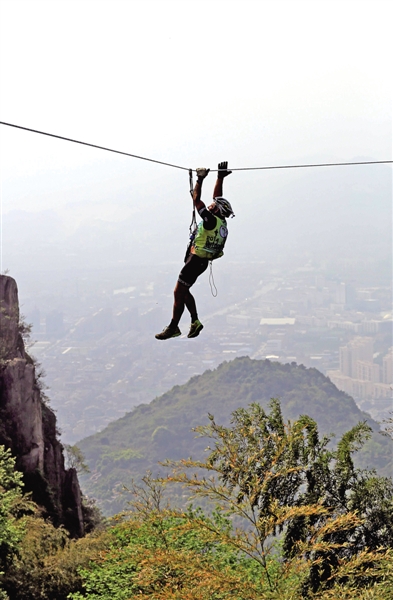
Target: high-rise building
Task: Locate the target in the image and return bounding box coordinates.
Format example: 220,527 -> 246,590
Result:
335,282 -> 346,304
356,360 -> 380,383
328,339 -> 392,403
339,337 -> 374,377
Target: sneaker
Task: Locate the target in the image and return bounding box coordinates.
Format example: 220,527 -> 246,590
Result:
155,325 -> 181,340
187,319 -> 204,338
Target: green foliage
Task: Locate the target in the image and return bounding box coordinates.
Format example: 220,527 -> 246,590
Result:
1,399 -> 393,599
69,473 -> 393,600
82,495 -> 105,534
165,400 -> 393,596
0,446 -> 35,597
0,447 -> 32,571
17,316 -> 32,346
381,412 -> 393,440
69,486 -> 264,600
3,512 -> 108,600
97,448 -> 143,469
64,444 -> 90,474
152,425 -> 174,448
0,448 -> 104,600
78,358 -> 393,515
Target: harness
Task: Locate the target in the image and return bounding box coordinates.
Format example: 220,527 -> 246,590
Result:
187,169 -> 221,297
188,169 -> 197,236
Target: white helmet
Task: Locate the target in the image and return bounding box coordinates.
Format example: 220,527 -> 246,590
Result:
213,197 -> 234,218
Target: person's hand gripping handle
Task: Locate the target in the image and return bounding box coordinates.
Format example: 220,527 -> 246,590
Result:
196,167 -> 210,182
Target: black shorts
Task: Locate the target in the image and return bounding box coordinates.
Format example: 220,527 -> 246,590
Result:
178,254 -> 208,288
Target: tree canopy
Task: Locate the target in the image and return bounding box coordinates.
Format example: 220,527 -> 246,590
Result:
2,400 -> 393,599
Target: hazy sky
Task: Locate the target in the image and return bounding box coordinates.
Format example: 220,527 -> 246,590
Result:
0,0 -> 392,270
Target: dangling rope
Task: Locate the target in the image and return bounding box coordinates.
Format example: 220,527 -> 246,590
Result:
209,261 -> 218,297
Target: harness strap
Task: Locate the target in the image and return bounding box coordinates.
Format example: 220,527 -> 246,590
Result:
188,168 -> 197,235
188,168 -> 194,198
187,170 -> 218,297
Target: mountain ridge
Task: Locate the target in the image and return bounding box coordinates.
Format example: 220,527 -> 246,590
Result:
78,357 -> 393,515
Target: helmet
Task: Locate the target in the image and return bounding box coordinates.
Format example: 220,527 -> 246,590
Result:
213,197 -> 234,218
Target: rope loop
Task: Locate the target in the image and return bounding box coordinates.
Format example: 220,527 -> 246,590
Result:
209,261 -> 218,297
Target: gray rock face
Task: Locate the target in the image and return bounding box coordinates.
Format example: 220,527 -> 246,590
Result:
0,275 -> 22,359
0,275 -> 84,537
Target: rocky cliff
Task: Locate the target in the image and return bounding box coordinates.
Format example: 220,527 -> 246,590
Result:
0,275 -> 84,537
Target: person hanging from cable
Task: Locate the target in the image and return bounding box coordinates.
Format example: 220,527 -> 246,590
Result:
155,161 -> 234,340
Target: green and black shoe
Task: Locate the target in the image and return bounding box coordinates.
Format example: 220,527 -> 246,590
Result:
187,319 -> 204,338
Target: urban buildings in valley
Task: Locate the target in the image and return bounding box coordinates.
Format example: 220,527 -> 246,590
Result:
21,261 -> 392,442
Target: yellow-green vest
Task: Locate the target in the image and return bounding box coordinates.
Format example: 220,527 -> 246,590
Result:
191,216 -> 228,260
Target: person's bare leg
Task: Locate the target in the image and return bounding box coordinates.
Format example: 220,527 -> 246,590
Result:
184,289 -> 198,322
171,281 -> 189,325
184,288 -> 204,338
155,281 -> 188,339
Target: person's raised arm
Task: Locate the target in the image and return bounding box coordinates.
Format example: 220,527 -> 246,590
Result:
193,168 -> 210,212
213,161 -> 232,198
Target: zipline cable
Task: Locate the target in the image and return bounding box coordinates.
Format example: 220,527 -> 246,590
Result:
0,121 -> 189,171
224,160 -> 393,171
0,121 -> 392,172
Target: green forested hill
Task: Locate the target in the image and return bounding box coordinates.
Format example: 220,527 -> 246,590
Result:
78,357 -> 393,515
